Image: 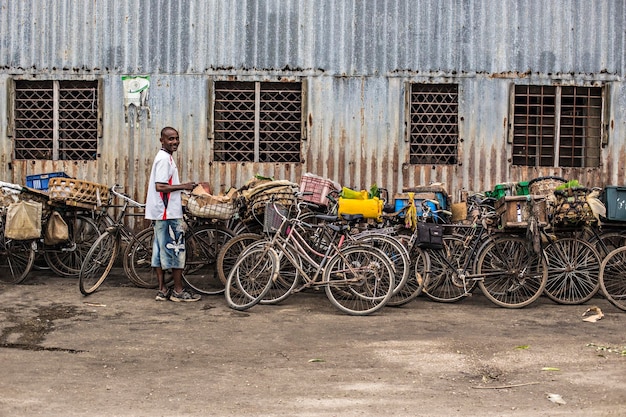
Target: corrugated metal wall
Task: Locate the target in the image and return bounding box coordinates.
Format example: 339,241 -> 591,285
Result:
1,0 -> 625,208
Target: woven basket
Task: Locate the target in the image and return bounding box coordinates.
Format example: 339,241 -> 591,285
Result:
552,187 -> 596,226
187,194 -> 237,220
528,176 -> 567,196
48,178 -> 109,205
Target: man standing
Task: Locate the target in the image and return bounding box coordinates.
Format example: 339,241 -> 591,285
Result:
145,127 -> 200,302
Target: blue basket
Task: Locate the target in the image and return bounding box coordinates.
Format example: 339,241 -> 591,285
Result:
26,172 -> 70,191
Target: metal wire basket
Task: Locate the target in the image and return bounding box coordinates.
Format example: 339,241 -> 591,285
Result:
263,202 -> 288,235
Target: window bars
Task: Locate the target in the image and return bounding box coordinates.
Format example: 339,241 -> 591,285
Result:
14,80 -> 99,160
512,85 -> 602,168
408,83 -> 459,165
213,81 -> 302,163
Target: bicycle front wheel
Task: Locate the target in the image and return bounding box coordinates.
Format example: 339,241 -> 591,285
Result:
543,236 -> 601,304
477,236 -> 547,308
79,231 -> 119,295
225,242 -> 279,311
599,246 -> 626,311
323,245 -> 395,315
260,244 -> 302,305
183,225 -> 234,295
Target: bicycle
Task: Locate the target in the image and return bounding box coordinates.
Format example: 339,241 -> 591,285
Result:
0,209 -> 36,284
79,186 -> 235,295
218,192 -> 409,307
598,246 -> 626,311
421,206 -> 548,308
78,185 -> 148,294
225,198 -> 396,315
215,192 -> 337,299
40,203 -> 100,278
0,182 -> 101,283
539,187 -> 619,305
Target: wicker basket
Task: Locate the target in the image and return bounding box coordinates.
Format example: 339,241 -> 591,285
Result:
48,178 -> 109,205
528,176 -> 567,196
187,194 -> 237,220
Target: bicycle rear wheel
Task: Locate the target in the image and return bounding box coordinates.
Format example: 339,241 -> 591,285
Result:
0,236 -> 35,284
323,245 -> 395,315
44,215 -> 99,277
124,227 -> 158,288
590,230 -> 626,257
477,236 -> 547,308
183,225 -> 234,295
599,246 -> 626,311
543,236 -> 601,304
225,242 -> 279,311
355,233 -> 410,298
423,235 -> 474,302
216,233 -> 263,286
78,231 -> 118,295
387,246 -> 429,306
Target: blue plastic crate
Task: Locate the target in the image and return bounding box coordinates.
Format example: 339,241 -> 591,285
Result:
394,196 -> 438,217
26,172 -> 70,191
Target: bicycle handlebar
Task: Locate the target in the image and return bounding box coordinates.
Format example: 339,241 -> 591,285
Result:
110,184 -> 145,208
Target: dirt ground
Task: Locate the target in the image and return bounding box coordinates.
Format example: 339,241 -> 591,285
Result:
0,267 -> 625,417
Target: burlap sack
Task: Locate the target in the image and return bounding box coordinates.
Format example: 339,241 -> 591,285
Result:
5,200 -> 42,240
44,211 -> 69,245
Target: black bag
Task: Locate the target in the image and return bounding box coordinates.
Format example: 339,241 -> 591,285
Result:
417,222 -> 444,249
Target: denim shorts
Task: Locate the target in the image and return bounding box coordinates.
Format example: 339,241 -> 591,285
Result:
151,218 -> 187,270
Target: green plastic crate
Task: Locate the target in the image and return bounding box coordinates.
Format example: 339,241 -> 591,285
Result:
516,181 -> 530,196
490,184 -> 514,200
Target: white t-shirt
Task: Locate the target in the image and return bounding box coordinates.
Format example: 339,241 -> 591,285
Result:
145,149 -> 184,220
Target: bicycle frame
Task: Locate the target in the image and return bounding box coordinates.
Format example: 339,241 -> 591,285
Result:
261,201 -> 383,291
428,224 -> 488,291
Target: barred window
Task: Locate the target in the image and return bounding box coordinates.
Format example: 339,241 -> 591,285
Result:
213,81 -> 302,163
408,84 -> 458,165
512,85 -> 603,167
13,80 -> 99,160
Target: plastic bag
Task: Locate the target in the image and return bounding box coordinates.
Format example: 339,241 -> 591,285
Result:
341,187 -> 367,200
44,211 -> 69,245
5,200 -> 42,240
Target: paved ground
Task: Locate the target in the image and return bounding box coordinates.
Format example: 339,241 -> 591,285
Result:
0,268 -> 625,417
